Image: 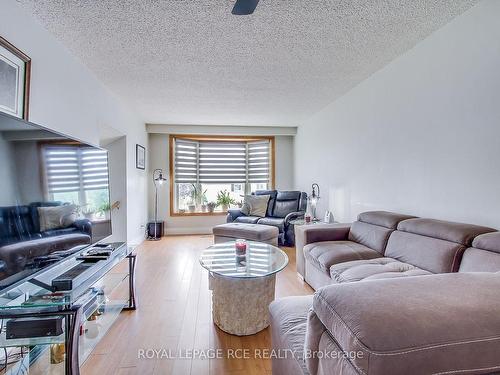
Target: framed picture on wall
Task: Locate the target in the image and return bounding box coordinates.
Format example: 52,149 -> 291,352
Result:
136,144 -> 146,170
0,36 -> 31,120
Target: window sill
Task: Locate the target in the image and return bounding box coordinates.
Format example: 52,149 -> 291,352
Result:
170,211 -> 229,217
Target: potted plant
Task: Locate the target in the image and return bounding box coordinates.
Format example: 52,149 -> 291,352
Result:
81,206 -> 95,220
207,202 -> 217,213
216,190 -> 236,212
201,192 -> 208,212
191,183 -> 207,212
97,202 -> 111,220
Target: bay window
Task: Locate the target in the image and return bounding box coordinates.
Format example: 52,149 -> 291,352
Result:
170,135 -> 274,215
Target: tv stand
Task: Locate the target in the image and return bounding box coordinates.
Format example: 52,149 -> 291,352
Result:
0,242 -> 137,375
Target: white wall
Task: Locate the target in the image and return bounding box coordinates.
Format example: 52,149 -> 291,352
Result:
1,1 -> 148,244
295,0 -> 500,228
0,134 -> 16,206
148,132 -> 295,235
105,137 -> 128,242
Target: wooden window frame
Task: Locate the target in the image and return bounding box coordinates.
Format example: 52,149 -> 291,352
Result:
169,134 -> 275,217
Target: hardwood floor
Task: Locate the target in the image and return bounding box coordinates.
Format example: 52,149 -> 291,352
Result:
82,235 -> 313,375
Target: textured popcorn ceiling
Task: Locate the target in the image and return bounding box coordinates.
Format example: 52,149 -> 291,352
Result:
18,0 -> 478,126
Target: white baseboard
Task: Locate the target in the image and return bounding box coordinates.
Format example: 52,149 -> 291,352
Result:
165,227 -> 214,235
128,234 -> 146,246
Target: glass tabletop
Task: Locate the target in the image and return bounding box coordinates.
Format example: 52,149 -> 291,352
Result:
199,241 -> 288,279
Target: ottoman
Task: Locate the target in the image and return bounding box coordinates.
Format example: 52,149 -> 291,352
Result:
213,223 -> 279,246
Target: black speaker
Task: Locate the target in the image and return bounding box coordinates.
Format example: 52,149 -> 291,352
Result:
147,221 -> 164,240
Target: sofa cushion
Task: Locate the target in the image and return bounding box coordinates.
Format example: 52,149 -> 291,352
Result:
347,221 -> 393,254
42,227 -> 79,238
254,190 -> 277,217
241,194 -> 270,217
312,273 -> 500,375
329,258 -> 432,283
347,211 -> 416,254
273,191 -> 301,218
358,211 -> 416,229
385,218 -> 495,274
269,295 -> 312,375
257,217 -> 285,233
460,232 -> 500,272
397,218 -> 495,246
234,216 -> 261,224
303,241 -> 381,275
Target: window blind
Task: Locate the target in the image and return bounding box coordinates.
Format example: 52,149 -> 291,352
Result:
44,145 -> 109,193
173,138 -> 271,185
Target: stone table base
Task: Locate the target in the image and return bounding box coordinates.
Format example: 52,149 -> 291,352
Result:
209,273 -> 276,336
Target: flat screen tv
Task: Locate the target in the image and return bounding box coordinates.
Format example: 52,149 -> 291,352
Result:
0,112 -> 112,289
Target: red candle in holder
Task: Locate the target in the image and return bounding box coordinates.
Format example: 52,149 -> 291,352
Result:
235,239 -> 247,255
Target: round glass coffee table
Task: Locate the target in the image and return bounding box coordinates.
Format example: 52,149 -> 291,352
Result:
200,241 -> 288,336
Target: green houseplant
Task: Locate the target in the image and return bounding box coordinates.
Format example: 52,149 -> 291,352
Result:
190,183 -> 207,212
216,190 -> 235,212
207,201 -> 217,213
97,202 -> 111,220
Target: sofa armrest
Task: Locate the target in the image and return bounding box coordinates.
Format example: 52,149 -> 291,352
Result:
307,272 -> 500,375
226,209 -> 245,223
295,223 -> 351,277
73,219 -> 92,238
284,211 -> 305,226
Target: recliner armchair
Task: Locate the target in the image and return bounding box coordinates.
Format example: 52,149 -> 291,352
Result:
226,190 -> 307,246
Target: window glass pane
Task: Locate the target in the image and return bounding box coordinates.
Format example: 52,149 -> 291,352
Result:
177,183 -> 194,210
201,183 -> 242,207
52,191 -> 80,205
251,183 -> 268,192
85,189 -> 110,220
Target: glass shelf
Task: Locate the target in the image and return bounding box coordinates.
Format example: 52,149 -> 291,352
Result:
79,300 -> 127,364
0,326 -> 65,348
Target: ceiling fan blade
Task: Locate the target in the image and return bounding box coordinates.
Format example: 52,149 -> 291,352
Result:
232,0 -> 260,15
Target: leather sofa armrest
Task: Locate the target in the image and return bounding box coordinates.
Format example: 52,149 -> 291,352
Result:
226,209 -> 245,223
295,223 -> 351,277
73,219 -> 92,238
308,272 -> 500,375
284,211 -> 305,226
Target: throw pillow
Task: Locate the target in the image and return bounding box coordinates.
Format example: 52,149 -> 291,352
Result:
38,204 -> 78,232
241,195 -> 270,217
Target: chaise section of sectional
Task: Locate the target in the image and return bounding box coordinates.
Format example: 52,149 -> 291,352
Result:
269,295 -> 313,375
306,272 -> 500,375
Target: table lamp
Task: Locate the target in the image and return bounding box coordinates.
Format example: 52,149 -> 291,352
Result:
308,183 -> 320,221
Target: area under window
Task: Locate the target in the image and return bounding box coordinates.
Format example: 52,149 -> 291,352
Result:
169,135 -> 275,215
42,143 -> 110,221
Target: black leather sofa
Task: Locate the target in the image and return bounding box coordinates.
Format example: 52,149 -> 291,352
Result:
226,190 -> 307,245
0,202 -> 92,281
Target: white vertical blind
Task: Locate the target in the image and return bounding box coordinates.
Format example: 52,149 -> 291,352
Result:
44,145 -> 109,193
173,139 -> 198,183
173,138 -> 271,185
248,140 -> 271,183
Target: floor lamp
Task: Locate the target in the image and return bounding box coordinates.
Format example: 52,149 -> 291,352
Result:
148,168 -> 167,241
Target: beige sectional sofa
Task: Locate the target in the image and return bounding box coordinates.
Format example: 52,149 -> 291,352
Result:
270,211 -> 500,375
